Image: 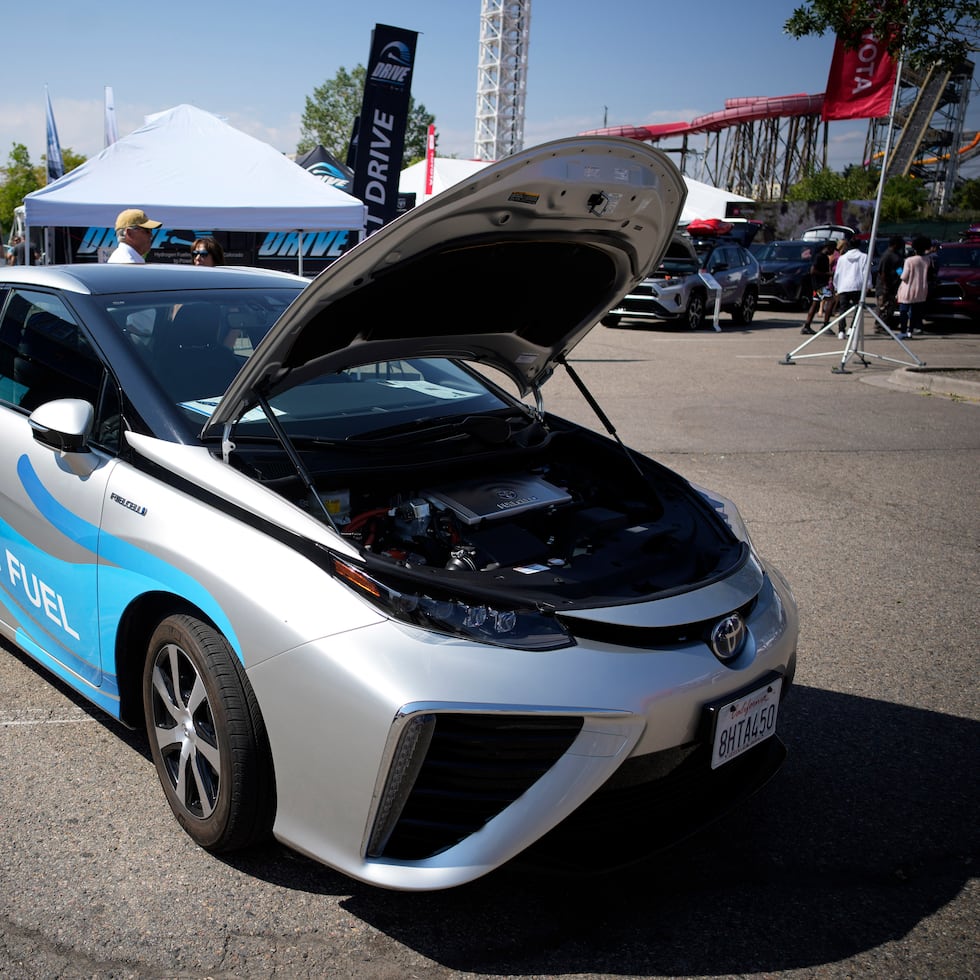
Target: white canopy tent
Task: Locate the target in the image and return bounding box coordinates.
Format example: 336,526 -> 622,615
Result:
399,157 -> 753,226
24,104 -> 367,271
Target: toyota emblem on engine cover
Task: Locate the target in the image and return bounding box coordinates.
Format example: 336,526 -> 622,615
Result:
710,613 -> 746,662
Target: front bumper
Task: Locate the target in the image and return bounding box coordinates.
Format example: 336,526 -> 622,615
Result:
248,564 -> 798,890
759,279 -> 805,305
610,282 -> 688,320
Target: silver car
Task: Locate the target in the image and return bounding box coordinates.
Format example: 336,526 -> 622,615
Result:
0,137 -> 797,891
603,234 -> 712,329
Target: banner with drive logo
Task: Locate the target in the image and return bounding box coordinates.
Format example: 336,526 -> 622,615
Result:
351,23 -> 418,235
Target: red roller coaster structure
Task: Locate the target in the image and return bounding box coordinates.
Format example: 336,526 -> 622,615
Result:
581,62 -> 976,211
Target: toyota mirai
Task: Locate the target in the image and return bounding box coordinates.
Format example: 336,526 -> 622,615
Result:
0,137 -> 797,890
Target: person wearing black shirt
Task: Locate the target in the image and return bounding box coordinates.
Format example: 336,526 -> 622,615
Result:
875,235 -> 905,333
800,240 -> 836,334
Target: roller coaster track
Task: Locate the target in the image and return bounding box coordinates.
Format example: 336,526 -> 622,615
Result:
887,65 -> 955,177
581,63 -> 975,206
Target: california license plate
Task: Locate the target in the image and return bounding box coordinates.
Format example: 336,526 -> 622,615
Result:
710,677 -> 782,769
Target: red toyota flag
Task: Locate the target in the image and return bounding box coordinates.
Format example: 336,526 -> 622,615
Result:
822,29 -> 898,121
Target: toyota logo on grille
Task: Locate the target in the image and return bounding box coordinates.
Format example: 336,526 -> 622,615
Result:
710,614 -> 746,662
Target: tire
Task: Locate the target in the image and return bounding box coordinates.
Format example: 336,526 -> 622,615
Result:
732,290 -> 757,325
686,291 -> 706,330
143,614 -> 275,852
601,314 -> 621,327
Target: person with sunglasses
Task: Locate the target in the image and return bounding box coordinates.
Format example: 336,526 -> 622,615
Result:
190,237 -> 225,266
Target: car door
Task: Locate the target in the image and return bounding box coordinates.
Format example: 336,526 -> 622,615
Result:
0,286 -> 119,693
704,246 -> 738,305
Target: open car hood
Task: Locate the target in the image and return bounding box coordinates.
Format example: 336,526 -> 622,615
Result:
202,136 -> 686,437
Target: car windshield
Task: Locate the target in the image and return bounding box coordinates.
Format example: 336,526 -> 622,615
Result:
938,247 -> 980,270
653,253 -> 699,277
97,285 -> 301,403
754,243 -> 815,263
234,358 -> 510,442
95,287 -> 510,442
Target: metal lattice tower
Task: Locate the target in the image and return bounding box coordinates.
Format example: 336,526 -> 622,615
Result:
474,0 -> 531,161
864,60 -> 976,213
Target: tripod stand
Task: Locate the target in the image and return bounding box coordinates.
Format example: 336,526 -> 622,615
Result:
780,282 -> 925,373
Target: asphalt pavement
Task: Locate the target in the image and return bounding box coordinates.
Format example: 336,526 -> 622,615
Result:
1,307 -> 977,979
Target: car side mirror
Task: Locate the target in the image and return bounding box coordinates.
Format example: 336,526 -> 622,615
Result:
29,398 -> 95,455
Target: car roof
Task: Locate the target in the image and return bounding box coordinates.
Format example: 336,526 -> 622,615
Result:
0,263 -> 307,295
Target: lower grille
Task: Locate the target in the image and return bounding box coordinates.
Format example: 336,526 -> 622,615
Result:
517,736 -> 787,873
375,713 -> 584,860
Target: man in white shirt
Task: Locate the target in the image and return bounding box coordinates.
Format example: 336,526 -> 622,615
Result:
107,208 -> 162,264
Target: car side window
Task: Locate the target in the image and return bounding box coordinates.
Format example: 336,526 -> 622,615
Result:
0,290 -> 121,448
709,248 -> 731,273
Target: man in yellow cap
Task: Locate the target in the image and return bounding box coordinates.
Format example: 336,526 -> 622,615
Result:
108,208 -> 162,264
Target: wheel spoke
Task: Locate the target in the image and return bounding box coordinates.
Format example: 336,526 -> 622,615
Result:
153,722 -> 183,755
195,735 -> 221,773
174,738 -> 194,806
191,753 -> 218,817
186,673 -> 209,716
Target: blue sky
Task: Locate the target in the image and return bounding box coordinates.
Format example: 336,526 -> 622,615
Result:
2,0 -> 977,179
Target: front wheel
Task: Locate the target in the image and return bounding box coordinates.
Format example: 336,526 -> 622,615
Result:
143,614 -> 275,852
732,290 -> 757,325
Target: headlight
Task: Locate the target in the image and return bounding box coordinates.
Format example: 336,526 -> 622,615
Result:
693,484 -> 755,548
330,555 -> 573,650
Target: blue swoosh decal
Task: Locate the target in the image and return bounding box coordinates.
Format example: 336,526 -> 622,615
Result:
2,455 -> 241,717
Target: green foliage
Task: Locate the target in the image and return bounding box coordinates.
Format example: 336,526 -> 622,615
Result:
784,0 -> 980,71
953,178 -> 980,211
298,64 -> 435,168
0,143 -> 41,233
879,175 -> 929,221
0,142 -> 87,234
786,166 -> 878,201
786,166 -> 930,221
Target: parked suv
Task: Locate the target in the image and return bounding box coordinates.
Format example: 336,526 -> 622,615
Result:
603,234 -> 712,329
926,241 -> 980,325
688,235 -> 761,324
755,239 -> 830,310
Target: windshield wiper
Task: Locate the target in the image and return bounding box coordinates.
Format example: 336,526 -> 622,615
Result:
344,413 -> 535,447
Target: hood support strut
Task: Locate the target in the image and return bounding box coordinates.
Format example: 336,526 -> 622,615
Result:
253,393 -> 338,531
558,355 -> 646,479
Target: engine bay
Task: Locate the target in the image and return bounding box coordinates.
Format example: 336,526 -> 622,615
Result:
270,429 -> 744,601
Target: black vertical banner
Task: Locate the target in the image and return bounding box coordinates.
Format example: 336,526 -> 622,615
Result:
351,24 -> 418,235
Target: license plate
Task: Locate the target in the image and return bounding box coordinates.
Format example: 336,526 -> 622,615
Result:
710,677 -> 782,769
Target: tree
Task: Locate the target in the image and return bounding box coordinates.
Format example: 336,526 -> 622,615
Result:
879,175 -> 929,221
784,0 -> 980,71
953,177 -> 980,211
0,142 -> 87,234
786,165 -> 879,202
0,143 -> 41,233
786,166 -> 929,220
298,65 -> 435,168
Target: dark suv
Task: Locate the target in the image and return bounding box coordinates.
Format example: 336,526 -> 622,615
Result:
688,236 -> 761,324
754,240 -> 830,310
604,234 -> 712,329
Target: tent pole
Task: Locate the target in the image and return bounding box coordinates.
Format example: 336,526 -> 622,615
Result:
298,231 -> 303,277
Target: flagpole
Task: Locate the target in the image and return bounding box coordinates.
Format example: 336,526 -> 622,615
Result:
104,86 -> 119,147
856,49 -> 904,312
